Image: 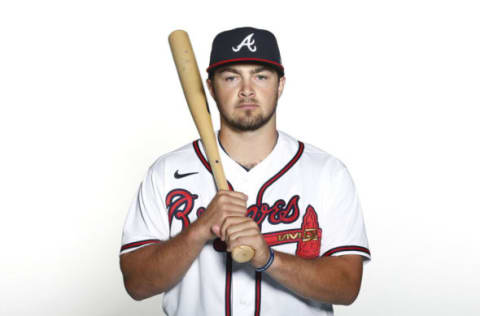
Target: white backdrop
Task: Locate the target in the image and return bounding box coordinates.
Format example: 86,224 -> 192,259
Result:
1,1 -> 479,315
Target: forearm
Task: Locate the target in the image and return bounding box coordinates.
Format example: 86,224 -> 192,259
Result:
266,252 -> 363,305
120,222 -> 207,300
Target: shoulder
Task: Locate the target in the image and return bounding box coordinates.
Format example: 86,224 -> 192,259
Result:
147,140 -> 201,176
279,130 -> 347,173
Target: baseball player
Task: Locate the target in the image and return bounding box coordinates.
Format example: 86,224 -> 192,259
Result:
120,27 -> 370,316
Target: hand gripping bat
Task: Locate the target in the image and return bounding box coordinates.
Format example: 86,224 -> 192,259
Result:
168,30 -> 255,263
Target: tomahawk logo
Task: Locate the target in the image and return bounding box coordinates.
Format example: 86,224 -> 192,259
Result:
232,33 -> 257,52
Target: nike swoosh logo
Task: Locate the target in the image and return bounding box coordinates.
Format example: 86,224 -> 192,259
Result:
174,170 -> 199,179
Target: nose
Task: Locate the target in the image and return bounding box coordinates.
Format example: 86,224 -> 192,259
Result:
239,79 -> 255,98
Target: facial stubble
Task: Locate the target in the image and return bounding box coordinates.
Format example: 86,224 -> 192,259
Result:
214,88 -> 279,132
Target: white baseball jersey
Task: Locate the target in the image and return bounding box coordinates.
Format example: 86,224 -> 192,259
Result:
120,130 -> 370,316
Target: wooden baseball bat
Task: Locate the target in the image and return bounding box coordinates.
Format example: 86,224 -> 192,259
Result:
168,30 -> 255,263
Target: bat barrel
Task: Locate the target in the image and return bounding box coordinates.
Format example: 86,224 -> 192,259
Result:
168,30 -> 254,263
169,30 -> 228,190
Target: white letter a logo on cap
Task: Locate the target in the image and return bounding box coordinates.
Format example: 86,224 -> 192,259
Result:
232,33 -> 257,52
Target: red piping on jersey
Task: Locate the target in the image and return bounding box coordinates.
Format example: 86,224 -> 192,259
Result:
256,141 -> 304,206
255,272 -> 262,316
193,140 -> 212,172
252,142 -> 304,316
193,140 -> 234,316
120,239 -> 161,252
193,139 -> 306,316
225,253 -> 233,316
193,140 -> 233,191
322,245 -> 371,257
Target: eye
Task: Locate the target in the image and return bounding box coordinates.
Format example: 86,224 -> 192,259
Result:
225,76 -> 236,81
257,74 -> 268,80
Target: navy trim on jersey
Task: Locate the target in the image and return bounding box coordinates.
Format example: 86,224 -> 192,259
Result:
252,141 -> 304,316
193,139 -> 307,316
193,140 -> 212,172
120,239 -> 161,252
225,253 -> 233,316
322,245 -> 371,257
256,141 -> 304,206
193,140 -> 235,316
255,271 -> 262,316
192,140 -> 234,191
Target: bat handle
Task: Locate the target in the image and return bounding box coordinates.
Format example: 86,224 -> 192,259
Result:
212,164 -> 255,263
232,245 -> 255,263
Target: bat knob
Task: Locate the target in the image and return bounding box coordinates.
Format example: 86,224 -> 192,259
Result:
232,245 -> 255,263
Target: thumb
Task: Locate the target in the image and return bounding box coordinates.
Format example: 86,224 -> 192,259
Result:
211,225 -> 220,237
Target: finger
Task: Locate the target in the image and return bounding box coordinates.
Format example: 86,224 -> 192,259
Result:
219,202 -> 248,216
218,190 -> 248,202
214,196 -> 247,212
208,205 -> 247,238
226,230 -> 264,252
223,218 -> 258,241
229,236 -> 271,269
220,216 -> 252,241
227,224 -> 260,244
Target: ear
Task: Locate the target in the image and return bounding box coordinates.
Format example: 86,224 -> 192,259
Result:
277,76 -> 286,98
206,79 -> 215,100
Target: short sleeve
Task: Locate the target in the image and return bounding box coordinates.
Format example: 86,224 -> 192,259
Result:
320,160 -> 371,260
120,161 -> 170,255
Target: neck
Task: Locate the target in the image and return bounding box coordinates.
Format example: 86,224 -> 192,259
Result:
219,119 -> 278,169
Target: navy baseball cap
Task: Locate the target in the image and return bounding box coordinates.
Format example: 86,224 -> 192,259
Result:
207,27 -> 284,77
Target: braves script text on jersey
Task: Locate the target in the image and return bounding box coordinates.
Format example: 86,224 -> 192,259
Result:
120,131 -> 370,316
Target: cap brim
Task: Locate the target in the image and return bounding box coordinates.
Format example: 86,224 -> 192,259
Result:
207,57 -> 284,75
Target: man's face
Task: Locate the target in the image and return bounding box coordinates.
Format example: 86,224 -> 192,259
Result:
207,63 -> 285,131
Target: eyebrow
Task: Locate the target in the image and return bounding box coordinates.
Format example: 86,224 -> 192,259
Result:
252,66 -> 274,74
217,66 -> 274,75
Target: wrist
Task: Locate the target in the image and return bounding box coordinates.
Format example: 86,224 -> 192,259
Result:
255,248 -> 275,272
187,220 -> 211,245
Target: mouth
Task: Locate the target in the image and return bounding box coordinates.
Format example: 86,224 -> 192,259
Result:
236,103 -> 259,110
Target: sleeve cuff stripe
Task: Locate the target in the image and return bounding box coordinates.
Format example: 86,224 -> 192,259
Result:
322,245 -> 371,257
120,239 -> 161,252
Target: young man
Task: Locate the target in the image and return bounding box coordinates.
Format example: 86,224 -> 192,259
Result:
120,27 -> 370,316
